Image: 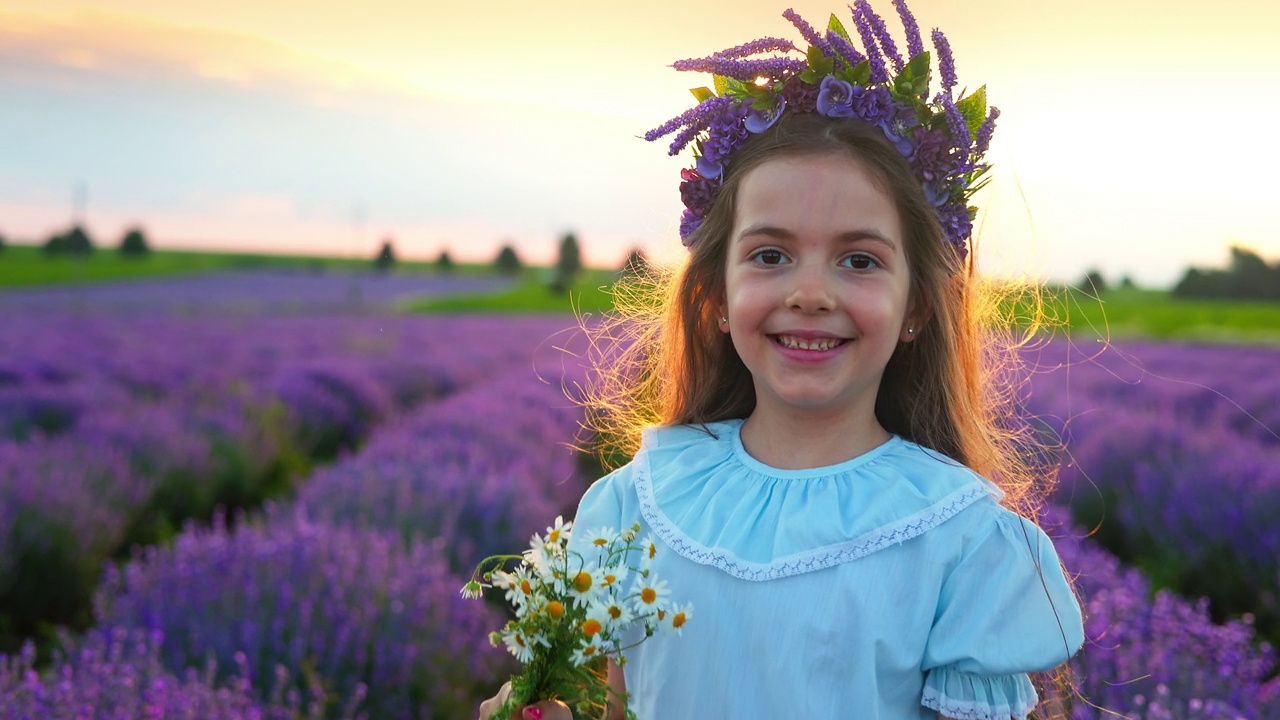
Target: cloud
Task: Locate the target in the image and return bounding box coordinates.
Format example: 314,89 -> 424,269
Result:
0,6 -> 421,105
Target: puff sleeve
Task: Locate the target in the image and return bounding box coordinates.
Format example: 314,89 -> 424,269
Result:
921,508 -> 1084,719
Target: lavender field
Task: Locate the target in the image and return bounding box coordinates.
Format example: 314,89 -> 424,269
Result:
1,273 -> 1279,718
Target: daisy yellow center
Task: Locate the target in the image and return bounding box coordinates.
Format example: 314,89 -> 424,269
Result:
602,573 -> 617,586
583,619 -> 603,638
573,571 -> 593,593
549,529 -> 561,543
641,587 -> 657,604
647,544 -> 656,559
657,609 -> 666,620
520,580 -> 532,595
515,634 -> 526,647
608,605 -> 622,619
673,612 -> 687,628
583,645 -> 597,657
593,538 -> 608,546
547,601 -> 565,619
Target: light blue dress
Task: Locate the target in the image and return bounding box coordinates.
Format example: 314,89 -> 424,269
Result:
568,419 -> 1083,719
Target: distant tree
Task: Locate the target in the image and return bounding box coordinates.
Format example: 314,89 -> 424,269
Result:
0,232 -> 6,253
436,249 -> 455,274
1079,269 -> 1107,297
374,238 -> 396,271
118,227 -> 151,257
550,232 -> 583,293
494,244 -> 522,275
618,247 -> 650,279
1119,275 -> 1137,290
1173,246 -> 1280,300
43,231 -> 67,255
63,225 -> 94,255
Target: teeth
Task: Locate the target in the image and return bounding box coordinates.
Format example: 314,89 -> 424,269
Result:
776,335 -> 843,351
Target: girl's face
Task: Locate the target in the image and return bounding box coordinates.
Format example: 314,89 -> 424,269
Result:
718,152 -> 918,428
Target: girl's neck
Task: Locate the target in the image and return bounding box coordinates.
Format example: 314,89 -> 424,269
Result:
739,407 -> 892,470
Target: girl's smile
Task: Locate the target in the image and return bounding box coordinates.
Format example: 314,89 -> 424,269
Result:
719,152 -> 919,435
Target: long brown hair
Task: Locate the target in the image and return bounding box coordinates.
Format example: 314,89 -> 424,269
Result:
589,112 -> 1050,516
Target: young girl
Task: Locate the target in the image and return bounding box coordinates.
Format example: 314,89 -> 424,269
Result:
481,3 -> 1082,718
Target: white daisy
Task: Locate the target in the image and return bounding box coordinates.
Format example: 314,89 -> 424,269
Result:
635,535 -> 660,570
566,564 -> 601,608
570,638 -> 602,666
501,628 -> 548,663
544,515 -> 573,548
630,574 -> 671,616
665,602 -> 693,636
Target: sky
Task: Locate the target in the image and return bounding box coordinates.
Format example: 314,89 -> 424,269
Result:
2,0 -> 1279,287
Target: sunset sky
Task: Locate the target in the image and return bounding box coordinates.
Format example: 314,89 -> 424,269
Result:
2,0 -> 1278,287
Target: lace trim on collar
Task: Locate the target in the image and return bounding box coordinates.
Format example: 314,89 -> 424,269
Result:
634,447 -> 991,582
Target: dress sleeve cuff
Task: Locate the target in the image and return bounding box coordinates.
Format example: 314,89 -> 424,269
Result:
921,664 -> 1039,720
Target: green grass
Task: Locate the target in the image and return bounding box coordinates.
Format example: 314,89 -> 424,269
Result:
400,269 -> 619,315
0,243 -> 464,288
1036,287 -> 1280,344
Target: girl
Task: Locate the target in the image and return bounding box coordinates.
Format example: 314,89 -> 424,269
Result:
481,2 -> 1082,718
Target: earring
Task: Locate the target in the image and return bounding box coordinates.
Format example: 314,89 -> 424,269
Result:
720,316 -> 728,325
907,327 -> 914,335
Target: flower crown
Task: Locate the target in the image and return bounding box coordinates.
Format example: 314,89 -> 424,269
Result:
644,1 -> 997,264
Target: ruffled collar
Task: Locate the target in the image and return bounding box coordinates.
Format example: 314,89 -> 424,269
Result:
634,419 -> 999,581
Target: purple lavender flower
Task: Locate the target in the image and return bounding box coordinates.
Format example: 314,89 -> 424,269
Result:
672,56 -> 806,82
974,106 -> 1000,156
644,96 -> 731,143
825,29 -> 866,68
710,36 -> 798,60
781,8 -> 833,57
817,75 -> 858,117
941,97 -> 972,168
849,4 -> 889,82
931,28 -> 957,95
892,0 -> 925,60
855,0 -> 903,72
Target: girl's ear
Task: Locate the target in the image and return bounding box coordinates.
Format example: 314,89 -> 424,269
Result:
900,298 -> 934,343
716,298 -> 730,334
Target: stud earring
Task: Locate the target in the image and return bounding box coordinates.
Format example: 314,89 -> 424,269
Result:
907,327 -> 914,334
720,316 -> 728,325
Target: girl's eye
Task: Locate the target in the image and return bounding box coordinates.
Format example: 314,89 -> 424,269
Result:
751,249 -> 788,266
841,254 -> 879,270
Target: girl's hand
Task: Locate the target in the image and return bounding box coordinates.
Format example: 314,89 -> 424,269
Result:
476,682 -> 573,720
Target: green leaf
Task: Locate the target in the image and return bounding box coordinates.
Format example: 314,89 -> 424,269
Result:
713,74 -> 732,97
690,87 -> 715,103
905,51 -> 930,80
827,13 -> 853,42
806,45 -> 835,76
723,77 -> 751,97
849,59 -> 871,86
955,85 -> 988,138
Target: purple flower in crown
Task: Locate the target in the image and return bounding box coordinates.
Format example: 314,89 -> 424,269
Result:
878,103 -> 919,156
698,103 -> 750,179
679,168 -> 718,216
937,203 -> 973,259
745,96 -> 787,133
679,210 -> 702,245
851,85 -> 892,123
911,127 -> 951,183
921,181 -> 948,208
781,76 -> 819,113
816,76 -> 858,117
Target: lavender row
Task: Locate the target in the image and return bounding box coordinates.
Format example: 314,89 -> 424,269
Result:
1020,340 -> 1280,642
91,326 -> 592,718
1047,507 -> 1280,719
0,269 -> 512,314
0,626 -> 346,720
0,313 -> 577,651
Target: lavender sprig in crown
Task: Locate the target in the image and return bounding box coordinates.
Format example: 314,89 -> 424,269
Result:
644,1 -> 999,264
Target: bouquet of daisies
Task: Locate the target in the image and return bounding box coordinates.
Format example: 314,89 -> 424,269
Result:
462,517 -> 692,720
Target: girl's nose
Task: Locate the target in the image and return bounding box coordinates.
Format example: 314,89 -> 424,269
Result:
785,265 -> 836,313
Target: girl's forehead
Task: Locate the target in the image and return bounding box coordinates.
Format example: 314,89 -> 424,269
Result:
733,154 -> 902,243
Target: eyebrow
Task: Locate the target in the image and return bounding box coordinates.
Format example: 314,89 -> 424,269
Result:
736,224 -> 898,249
